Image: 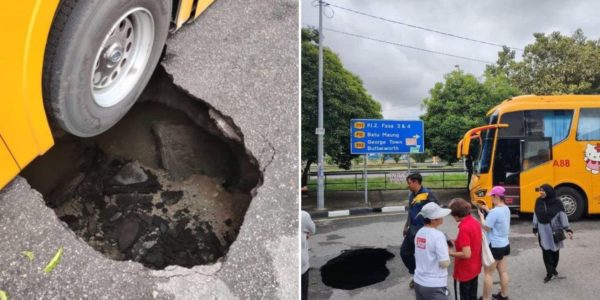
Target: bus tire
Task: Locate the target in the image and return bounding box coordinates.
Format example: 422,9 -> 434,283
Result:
43,0 -> 171,137
556,186 -> 585,221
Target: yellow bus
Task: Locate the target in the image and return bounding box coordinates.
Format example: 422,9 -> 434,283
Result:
457,95 -> 600,221
0,0 -> 214,190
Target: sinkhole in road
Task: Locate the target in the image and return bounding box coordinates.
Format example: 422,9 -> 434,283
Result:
21,67 -> 262,269
320,248 -> 394,290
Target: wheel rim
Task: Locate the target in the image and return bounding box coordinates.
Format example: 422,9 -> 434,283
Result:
559,194 -> 577,216
91,8 -> 154,108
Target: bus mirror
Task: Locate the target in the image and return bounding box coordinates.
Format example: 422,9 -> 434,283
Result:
457,139 -> 464,159
458,123 -> 509,157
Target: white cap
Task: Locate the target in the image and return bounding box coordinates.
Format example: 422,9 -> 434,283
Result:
418,202 -> 451,219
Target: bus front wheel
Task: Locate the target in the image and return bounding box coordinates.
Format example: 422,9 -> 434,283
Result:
43,0 -> 171,137
556,186 -> 585,222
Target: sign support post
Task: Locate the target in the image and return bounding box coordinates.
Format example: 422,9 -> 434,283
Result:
364,154 -> 368,204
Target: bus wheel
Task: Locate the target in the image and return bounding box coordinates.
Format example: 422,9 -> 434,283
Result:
556,187 -> 584,221
43,0 -> 171,137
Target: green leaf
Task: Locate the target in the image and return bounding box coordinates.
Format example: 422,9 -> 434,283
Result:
0,289 -> 8,300
43,247 -> 64,273
21,251 -> 34,262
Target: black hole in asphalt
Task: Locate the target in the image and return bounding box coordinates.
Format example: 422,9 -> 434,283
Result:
320,248 -> 394,290
21,67 -> 262,269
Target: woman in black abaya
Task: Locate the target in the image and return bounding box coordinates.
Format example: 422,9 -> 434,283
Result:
532,184 -> 574,283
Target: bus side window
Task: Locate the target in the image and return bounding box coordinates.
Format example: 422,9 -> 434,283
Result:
525,110 -> 573,144
577,108 -> 600,140
522,139 -> 552,170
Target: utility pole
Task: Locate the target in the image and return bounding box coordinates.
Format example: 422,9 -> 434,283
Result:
316,0 -> 325,210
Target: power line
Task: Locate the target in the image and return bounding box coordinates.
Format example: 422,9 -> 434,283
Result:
302,23 -> 494,64
324,27 -> 495,64
324,2 -> 524,52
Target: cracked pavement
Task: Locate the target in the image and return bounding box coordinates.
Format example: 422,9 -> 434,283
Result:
0,0 -> 298,298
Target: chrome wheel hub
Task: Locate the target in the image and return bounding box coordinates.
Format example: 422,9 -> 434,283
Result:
559,195 -> 576,216
91,8 -> 155,107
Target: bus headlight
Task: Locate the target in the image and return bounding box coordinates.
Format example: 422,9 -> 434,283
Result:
476,190 -> 487,197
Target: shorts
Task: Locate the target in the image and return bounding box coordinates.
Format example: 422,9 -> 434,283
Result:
414,282 -> 450,300
489,244 -> 510,260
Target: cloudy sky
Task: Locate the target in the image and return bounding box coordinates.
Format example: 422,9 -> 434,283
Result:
301,0 -> 600,120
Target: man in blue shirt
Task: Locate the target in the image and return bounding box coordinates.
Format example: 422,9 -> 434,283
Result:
401,173 -> 439,289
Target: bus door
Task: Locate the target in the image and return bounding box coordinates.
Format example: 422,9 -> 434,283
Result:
519,137 -> 553,212
492,137 -> 522,208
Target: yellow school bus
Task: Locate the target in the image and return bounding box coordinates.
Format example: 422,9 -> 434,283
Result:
0,0 -> 214,190
457,95 -> 600,221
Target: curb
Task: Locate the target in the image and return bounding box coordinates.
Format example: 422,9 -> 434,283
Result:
309,206 -> 406,219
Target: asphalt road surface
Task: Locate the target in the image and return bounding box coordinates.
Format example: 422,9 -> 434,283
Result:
307,213 -> 600,299
0,0 -> 298,298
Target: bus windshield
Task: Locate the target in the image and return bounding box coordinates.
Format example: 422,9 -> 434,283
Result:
474,112 -> 498,174
476,128 -> 496,174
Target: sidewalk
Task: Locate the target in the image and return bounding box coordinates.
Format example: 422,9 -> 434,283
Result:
302,189 -> 469,218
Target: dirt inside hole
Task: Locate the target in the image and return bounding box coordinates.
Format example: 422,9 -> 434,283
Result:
21,73 -> 261,269
320,248 -> 394,290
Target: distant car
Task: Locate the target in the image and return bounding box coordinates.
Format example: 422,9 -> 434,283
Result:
0,0 -> 215,189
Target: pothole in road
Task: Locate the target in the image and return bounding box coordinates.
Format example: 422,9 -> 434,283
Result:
320,248 -> 394,290
21,67 -> 261,269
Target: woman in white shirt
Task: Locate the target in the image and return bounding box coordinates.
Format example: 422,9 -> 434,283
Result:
414,202 -> 452,300
301,210 -> 316,300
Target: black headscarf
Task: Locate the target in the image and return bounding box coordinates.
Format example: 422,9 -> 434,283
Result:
534,184 -> 565,224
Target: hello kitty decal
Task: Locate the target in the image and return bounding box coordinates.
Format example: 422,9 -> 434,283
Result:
584,143 -> 600,174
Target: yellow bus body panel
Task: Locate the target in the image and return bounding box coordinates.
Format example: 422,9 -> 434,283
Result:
0,1 -> 58,172
470,95 -> 600,214
175,0 -> 214,29
0,136 -> 21,189
194,0 -> 216,19
175,0 -> 195,29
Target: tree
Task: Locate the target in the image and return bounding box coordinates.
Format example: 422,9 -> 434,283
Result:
352,156 -> 364,165
410,152 -> 429,163
390,154 -> 402,164
421,70 -> 519,164
301,28 -> 382,185
492,29 -> 600,95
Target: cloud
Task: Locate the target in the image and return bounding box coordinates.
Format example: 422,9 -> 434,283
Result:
301,0 -> 600,119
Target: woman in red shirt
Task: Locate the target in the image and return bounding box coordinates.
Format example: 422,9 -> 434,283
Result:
449,198 -> 483,300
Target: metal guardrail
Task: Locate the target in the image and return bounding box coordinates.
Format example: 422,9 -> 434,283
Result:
307,168 -> 468,191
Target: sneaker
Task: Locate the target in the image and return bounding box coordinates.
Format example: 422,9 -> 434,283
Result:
553,270 -> 559,277
492,292 -> 509,300
543,275 -> 552,283
409,279 -> 415,289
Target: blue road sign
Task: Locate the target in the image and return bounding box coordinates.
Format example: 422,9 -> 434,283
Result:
350,119 -> 424,154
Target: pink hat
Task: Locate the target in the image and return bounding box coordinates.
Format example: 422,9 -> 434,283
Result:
488,186 -> 505,197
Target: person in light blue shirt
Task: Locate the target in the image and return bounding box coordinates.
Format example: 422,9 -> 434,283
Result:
478,186 -> 511,300
484,202 -> 510,248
